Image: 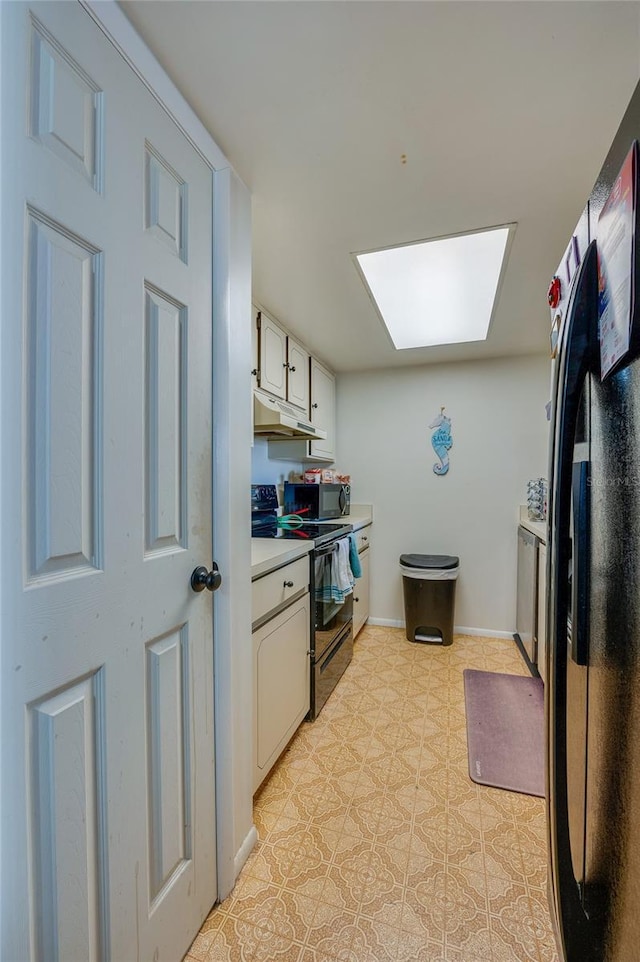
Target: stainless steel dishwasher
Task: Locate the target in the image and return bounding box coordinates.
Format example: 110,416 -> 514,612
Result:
516,525 -> 538,664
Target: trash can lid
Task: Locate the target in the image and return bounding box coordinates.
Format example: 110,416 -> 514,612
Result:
399,553 -> 459,570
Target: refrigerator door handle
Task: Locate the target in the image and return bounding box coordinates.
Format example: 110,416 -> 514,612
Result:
570,460 -> 590,666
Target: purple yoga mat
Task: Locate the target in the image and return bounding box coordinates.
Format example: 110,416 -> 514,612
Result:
463,669 -> 545,798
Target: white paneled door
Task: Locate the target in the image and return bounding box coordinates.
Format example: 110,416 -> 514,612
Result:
1,3 -> 217,960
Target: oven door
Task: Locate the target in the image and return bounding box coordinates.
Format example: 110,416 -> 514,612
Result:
311,622 -> 353,720
312,539 -> 354,660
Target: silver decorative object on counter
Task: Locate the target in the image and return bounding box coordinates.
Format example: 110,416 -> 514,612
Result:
527,478 -> 547,521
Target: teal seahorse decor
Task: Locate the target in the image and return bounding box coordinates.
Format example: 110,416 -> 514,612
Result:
429,407 -> 452,476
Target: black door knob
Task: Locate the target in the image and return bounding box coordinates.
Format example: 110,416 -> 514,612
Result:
191,564 -> 222,593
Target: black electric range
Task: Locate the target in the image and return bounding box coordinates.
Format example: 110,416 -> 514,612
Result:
251,483 -> 354,718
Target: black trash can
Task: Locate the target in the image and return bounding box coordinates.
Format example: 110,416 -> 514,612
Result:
400,554 -> 459,646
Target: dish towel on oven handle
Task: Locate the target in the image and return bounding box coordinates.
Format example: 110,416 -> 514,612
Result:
348,533 -> 362,579
316,538 -> 354,604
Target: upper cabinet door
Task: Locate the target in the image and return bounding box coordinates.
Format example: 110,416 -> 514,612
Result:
258,310 -> 287,399
309,358 -> 335,461
287,337 -> 309,412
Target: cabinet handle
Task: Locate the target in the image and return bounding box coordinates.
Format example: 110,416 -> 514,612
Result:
289,365 -> 296,372
283,362 -> 289,368
251,368 -> 259,377
283,579 -> 294,588
361,536 -> 368,542
312,403 -> 318,409
354,597 -> 360,603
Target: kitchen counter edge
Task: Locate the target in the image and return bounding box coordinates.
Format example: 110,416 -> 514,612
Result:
251,539 -> 313,580
518,507 -> 547,544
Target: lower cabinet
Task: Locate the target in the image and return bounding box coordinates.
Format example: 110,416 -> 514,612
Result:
253,592 -> 310,792
353,549 -> 369,637
353,525 -> 372,638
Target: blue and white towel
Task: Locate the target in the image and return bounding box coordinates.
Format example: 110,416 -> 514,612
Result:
348,533 -> 362,579
316,538 -> 354,604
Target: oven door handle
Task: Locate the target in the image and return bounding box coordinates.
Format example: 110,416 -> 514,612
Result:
315,542 -> 339,559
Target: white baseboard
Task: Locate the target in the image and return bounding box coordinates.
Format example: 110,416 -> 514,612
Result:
366,617 -> 514,639
454,625 -> 515,639
233,824 -> 258,880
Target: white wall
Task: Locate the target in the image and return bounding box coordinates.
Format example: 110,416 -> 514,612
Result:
251,439 -> 302,493
337,355 -> 550,634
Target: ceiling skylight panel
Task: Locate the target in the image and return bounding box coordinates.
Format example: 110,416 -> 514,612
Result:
354,225 -> 514,350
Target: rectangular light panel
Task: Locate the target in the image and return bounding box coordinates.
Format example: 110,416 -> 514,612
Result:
355,225 -> 514,349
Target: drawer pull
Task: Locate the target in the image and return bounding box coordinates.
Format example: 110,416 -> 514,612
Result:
361,536 -> 368,542
283,579 -> 294,588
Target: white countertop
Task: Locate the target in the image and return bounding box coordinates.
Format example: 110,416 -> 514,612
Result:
251,539 -> 312,579
347,504 -> 373,530
518,506 -> 547,543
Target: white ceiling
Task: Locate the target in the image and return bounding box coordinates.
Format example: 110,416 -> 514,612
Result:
123,1 -> 640,372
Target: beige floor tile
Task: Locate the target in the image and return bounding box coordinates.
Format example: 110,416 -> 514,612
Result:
185,628 -> 558,962
297,949 -> 339,962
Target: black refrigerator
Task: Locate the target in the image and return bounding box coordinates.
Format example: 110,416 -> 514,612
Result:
547,81 -> 640,962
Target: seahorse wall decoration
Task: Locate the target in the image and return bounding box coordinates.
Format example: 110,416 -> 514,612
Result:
429,406 -> 452,476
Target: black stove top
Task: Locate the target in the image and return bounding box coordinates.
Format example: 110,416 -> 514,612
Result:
251,519 -> 352,546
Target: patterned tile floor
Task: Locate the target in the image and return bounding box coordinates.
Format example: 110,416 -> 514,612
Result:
185,626 -> 559,962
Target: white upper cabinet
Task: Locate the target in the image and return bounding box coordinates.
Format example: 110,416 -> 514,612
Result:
287,336 -> 310,411
256,308 -> 310,413
309,358 -> 335,461
254,303 -> 337,462
258,309 -> 288,400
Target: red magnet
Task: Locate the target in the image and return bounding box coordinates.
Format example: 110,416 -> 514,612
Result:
548,276 -> 561,310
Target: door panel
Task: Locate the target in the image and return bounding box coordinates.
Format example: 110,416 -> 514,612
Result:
29,671 -> 107,962
25,207 -> 102,582
1,4 -> 216,960
29,13 -> 103,189
144,142 -> 187,261
146,627 -> 191,902
144,284 -> 188,555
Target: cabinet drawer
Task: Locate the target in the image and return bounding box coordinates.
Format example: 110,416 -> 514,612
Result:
356,527 -> 371,553
252,555 -> 310,626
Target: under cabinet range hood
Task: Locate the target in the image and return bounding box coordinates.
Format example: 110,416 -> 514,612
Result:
253,389 -> 327,441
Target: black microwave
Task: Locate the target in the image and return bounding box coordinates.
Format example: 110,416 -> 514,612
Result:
283,482 -> 350,519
